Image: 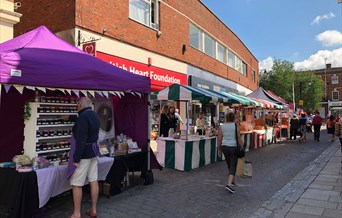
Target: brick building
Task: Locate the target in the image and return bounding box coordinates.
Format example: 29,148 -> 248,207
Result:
14,0 -> 258,94
0,0 -> 21,43
314,64 -> 342,117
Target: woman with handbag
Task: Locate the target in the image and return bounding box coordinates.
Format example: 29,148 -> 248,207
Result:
218,112 -> 244,194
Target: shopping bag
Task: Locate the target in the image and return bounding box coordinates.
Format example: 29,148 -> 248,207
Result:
242,161 -> 252,178
334,123 -> 341,136
236,158 -> 245,177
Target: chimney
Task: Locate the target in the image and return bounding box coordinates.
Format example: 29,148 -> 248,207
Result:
326,63 -> 331,69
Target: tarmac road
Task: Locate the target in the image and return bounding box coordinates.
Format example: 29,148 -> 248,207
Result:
45,128 -> 334,218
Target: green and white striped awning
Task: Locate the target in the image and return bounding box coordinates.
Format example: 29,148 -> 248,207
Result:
218,91 -> 253,106
228,92 -> 265,107
151,84 -> 229,103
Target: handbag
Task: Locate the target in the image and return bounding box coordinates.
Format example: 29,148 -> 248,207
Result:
234,124 -> 245,158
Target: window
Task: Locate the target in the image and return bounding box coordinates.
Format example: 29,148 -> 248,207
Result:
129,0 -> 159,29
331,75 -> 339,85
235,57 -> 242,73
252,70 -> 256,82
228,50 -> 235,68
242,62 -> 247,76
204,34 -> 215,58
217,43 -> 225,63
332,90 -> 339,101
190,23 -> 203,50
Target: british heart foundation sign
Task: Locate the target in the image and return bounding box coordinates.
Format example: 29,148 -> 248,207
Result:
82,42 -> 96,56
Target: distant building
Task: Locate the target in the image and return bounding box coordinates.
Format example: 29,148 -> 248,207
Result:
313,64 -> 342,117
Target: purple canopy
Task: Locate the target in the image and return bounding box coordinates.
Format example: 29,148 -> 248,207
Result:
0,25 -> 150,93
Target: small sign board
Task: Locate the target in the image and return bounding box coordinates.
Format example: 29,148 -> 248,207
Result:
299,100 -> 304,106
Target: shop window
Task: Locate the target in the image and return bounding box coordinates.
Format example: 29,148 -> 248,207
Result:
331,74 -> 339,85
129,0 -> 159,29
217,42 -> 225,63
204,34 -> 215,58
228,50 -> 235,68
190,23 -> 203,50
332,90 -> 339,101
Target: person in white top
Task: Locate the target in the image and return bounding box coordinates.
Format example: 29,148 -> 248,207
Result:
195,112 -> 206,135
174,109 -> 183,124
217,112 -> 243,194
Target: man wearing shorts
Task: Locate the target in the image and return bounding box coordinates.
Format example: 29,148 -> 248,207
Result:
69,97 -> 100,218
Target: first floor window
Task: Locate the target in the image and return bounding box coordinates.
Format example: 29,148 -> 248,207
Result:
217,43 -> 225,63
228,51 -> 235,68
204,34 -> 215,58
332,91 -> 339,101
252,70 -> 256,82
190,23 -> 202,50
129,0 -> 159,29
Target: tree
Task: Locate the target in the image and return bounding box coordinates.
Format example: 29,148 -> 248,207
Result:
259,59 -> 324,112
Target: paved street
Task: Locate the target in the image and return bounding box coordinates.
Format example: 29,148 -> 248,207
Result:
40,129 -> 341,218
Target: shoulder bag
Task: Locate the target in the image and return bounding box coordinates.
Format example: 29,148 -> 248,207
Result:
234,123 -> 245,158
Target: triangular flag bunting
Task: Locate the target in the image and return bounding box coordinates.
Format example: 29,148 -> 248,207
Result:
102,91 -> 109,98
13,85 -> 24,94
47,87 -> 56,91
80,90 -> 87,97
65,89 -> 72,95
56,88 -> 65,94
88,91 -> 95,98
36,87 -> 46,93
136,93 -> 141,98
4,84 -> 12,93
25,86 -> 35,91
115,91 -> 121,98
73,90 -> 80,98
120,92 -> 125,96
109,91 -> 116,96
96,91 -> 104,97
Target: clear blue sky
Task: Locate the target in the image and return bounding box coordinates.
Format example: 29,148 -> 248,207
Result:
201,0 -> 342,71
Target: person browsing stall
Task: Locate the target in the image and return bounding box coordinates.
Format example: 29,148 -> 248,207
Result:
196,112 -> 206,135
68,97 -> 100,218
217,112 -> 243,194
159,105 -> 170,137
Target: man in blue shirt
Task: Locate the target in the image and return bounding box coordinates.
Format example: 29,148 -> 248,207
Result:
69,97 -> 100,218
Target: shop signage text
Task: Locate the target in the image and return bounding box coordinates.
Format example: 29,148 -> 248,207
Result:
97,52 -> 187,87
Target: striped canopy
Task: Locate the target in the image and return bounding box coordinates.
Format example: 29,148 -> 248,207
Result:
220,91 -> 253,106
151,84 -> 237,104
229,93 -> 265,107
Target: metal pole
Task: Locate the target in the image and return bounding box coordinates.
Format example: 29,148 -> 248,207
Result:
325,58 -> 327,100
292,83 -> 295,113
147,94 -> 151,171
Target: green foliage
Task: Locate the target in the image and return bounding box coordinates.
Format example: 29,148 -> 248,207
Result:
259,59 -> 324,112
24,101 -> 31,121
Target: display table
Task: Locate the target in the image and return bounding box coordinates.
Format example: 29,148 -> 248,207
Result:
0,157 -> 113,218
252,130 -> 266,149
36,157 -> 113,208
156,136 -> 217,171
105,150 -> 148,195
240,131 -> 253,152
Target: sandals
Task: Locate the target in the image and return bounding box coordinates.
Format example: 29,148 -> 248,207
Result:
86,210 -> 97,218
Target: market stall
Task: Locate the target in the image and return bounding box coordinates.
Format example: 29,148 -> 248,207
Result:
0,26 -> 156,217
151,84 -> 242,171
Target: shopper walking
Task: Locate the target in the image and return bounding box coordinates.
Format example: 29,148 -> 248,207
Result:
312,111 -> 323,142
337,116 -> 342,163
68,97 -> 100,218
327,115 -> 336,142
290,115 -> 299,140
298,113 -> 307,143
217,112 -> 243,194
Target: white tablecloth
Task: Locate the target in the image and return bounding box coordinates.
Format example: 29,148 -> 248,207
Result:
36,156 -> 113,208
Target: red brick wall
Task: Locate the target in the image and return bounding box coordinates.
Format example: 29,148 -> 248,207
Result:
14,0 -> 75,36
14,0 -> 258,91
